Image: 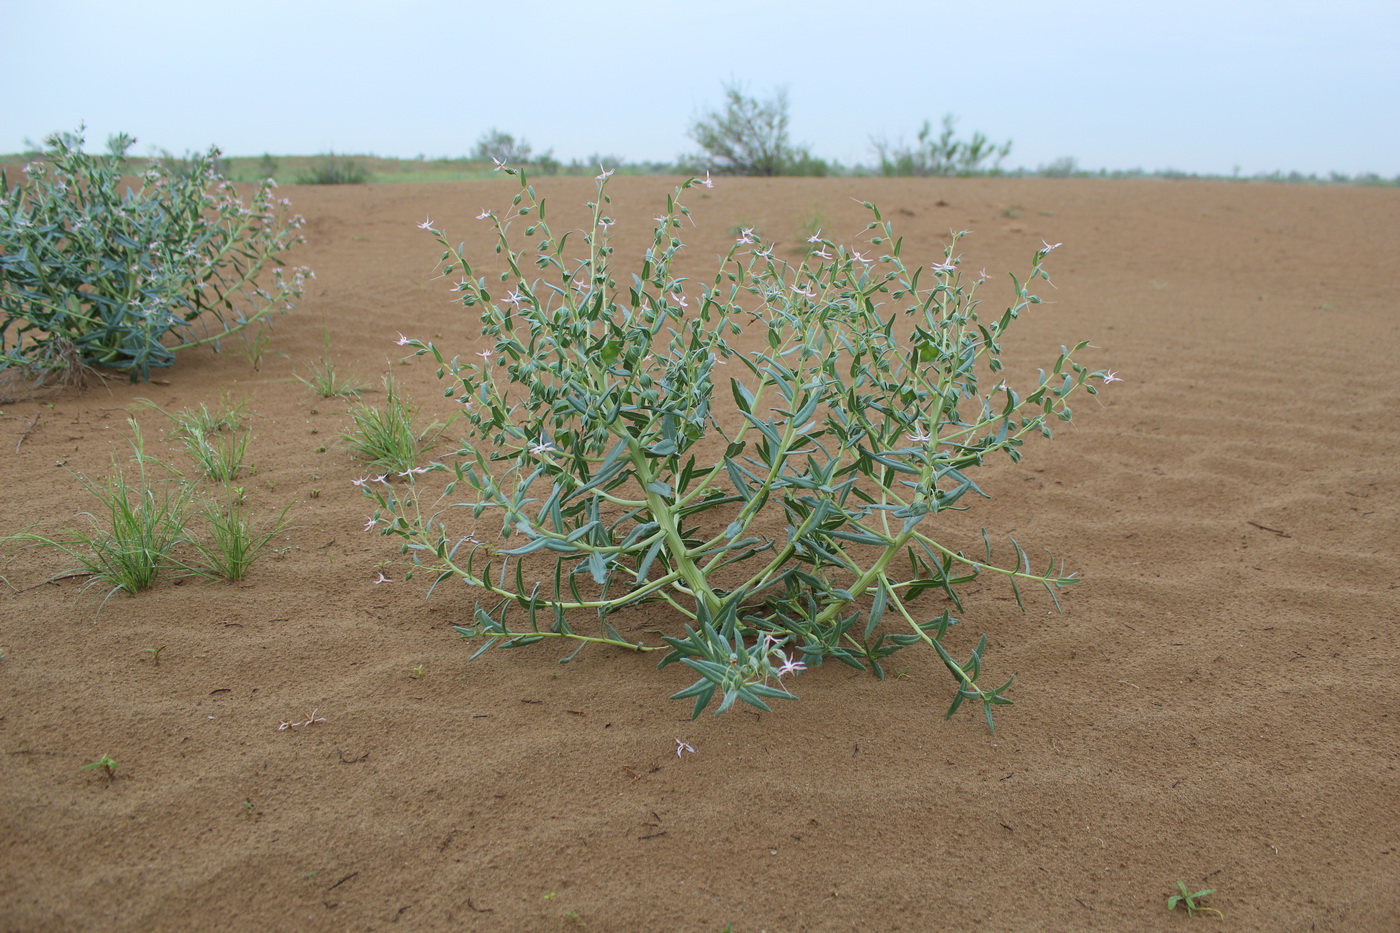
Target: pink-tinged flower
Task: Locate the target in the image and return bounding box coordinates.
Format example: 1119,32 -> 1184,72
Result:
1041,240 -> 1062,253
492,156 -> 507,171
675,738 -> 697,758
698,171 -> 714,189
374,571 -> 390,584
398,466 -> 429,477
807,229 -> 823,243
417,217 -> 434,230
476,208 -> 493,220
907,427 -> 933,444
504,290 -> 525,307
737,227 -> 756,244
364,517 -> 379,532
372,474 -> 390,485
930,261 -> 957,273
530,438 -> 557,456
673,293 -> 689,308
476,350 -> 494,364
395,332 -> 413,346
851,251 -> 875,264
352,477 -> 369,487
753,245 -> 774,260
776,655 -> 806,677
1102,370 -> 1123,384
812,247 -> 832,260
599,217 -> 615,231
596,167 -> 614,180
653,214 -> 669,225
790,283 -> 816,299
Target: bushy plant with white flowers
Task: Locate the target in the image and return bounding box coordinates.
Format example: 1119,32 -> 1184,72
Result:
371,166 -> 1118,730
0,128 -> 310,387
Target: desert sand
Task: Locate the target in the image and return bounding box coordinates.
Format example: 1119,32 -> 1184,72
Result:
2,175 -> 1397,931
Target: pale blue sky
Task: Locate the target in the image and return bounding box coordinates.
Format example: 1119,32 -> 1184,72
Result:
4,0 -> 1397,176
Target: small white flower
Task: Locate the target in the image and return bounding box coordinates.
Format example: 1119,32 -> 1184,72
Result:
530,438 -> 557,456
492,156 -> 507,171
395,332 -> 413,346
364,517 -> 379,532
851,251 -> 874,265
477,349 -> 494,361
698,171 -> 714,189
372,474 -> 390,485
907,427 -> 933,444
596,167 -> 614,180
812,247 -> 832,260
504,290 -> 525,307
807,229 -> 823,243
476,208 -> 493,220
1041,240 -> 1062,253
654,214 -> 669,225
352,477 -> 369,487
417,216 -> 434,230
676,738 -> 697,758
599,217 -> 615,231
374,571 -> 390,584
776,655 -> 806,677
930,261 -> 957,273
790,283 -> 816,299
397,466 -> 429,477
737,227 -> 756,244
1102,370 -> 1123,384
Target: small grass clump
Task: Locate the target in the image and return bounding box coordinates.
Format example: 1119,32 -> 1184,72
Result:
341,376 -> 445,474
295,328 -> 365,398
183,490 -> 292,582
6,421 -> 192,607
144,395 -> 251,481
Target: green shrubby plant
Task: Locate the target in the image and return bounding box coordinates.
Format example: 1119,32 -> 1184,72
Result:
370,167 -> 1118,728
0,128 -> 310,387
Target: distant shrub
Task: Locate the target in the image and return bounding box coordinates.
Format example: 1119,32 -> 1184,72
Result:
872,115 -> 1012,177
1037,156 -> 1081,178
296,153 -> 370,185
473,129 -> 533,165
687,83 -> 825,176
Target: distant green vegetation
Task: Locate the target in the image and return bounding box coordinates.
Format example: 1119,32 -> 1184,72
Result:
1,147 -> 1394,187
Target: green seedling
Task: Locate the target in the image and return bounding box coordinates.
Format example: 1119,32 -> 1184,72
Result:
1167,881 -> 1222,918
81,754 -> 119,780
410,664 -> 425,679
145,645 -> 166,665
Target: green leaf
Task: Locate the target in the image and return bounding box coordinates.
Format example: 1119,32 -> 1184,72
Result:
731,378 -> 755,414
